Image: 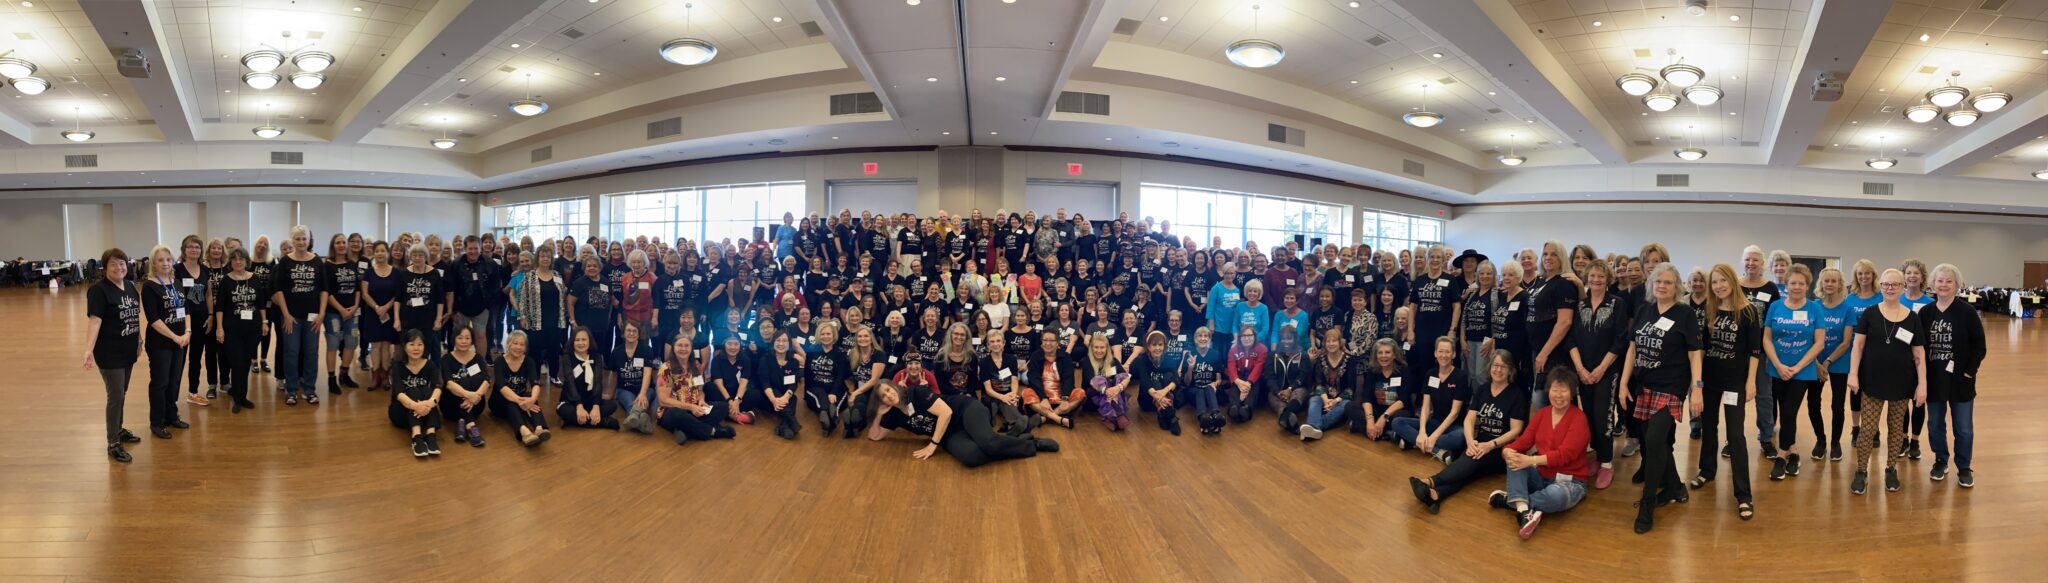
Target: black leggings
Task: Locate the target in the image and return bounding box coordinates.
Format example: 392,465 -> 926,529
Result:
491,392 -> 551,436
1774,379 -> 1814,451
1639,410 -> 1683,506
1696,386 -> 1752,503
556,399 -> 620,429
388,400 -> 443,431
936,395 -> 1040,468
186,325 -> 218,392
146,347 -> 185,428
439,394 -> 487,428
220,323 -> 261,404
1910,401 -> 1926,439
1577,370 -> 1617,464
525,327 -> 563,379
658,403 -> 736,440
1429,447 -> 1505,498
1809,372 -> 1849,448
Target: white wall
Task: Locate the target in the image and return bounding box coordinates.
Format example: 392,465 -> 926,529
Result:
0,187 -> 476,260
62,204 -> 113,261
1450,203 -> 2048,287
156,203 -> 204,248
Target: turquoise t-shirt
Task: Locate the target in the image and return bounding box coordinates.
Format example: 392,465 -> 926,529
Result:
1765,299 -> 1822,381
1817,299 -> 1855,375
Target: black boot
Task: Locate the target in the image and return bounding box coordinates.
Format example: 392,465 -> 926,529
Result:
339,370 -> 359,389
327,374 -> 341,395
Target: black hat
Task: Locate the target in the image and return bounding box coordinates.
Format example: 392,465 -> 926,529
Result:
1454,249 -> 1489,266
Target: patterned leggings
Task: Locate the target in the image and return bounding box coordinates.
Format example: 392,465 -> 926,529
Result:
1853,395 -> 1909,472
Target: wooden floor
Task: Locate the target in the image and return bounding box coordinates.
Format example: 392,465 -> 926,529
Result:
1,286 -> 2039,582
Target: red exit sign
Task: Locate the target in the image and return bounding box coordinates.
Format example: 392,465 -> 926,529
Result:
1066,163 -> 1083,176
862,162 -> 878,175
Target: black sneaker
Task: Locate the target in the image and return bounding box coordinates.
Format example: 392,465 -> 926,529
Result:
1811,442 -> 1827,461
1770,459 -> 1789,481
1487,490 -> 1511,510
168,419 -> 189,429
1166,413 -> 1182,436
411,436 -> 429,458
1829,443 -> 1844,462
1885,468 -> 1901,491
339,373 -> 360,389
1279,411 -> 1299,432
1517,509 -> 1543,540
426,434 -> 441,455
1958,469 -> 1974,488
151,426 -> 172,439
108,444 -> 132,463
1930,463 -> 1948,481
1850,470 -> 1868,495
1760,442 -> 1779,460
117,429 -> 142,444
452,429 -> 470,444
1408,477 -> 1440,515
206,387 -> 219,400
1633,503 -> 1654,534
1720,443 -> 1733,458
1786,454 -> 1802,476
1034,438 -> 1060,453
1690,425 -> 1702,440
1907,439 -> 1922,460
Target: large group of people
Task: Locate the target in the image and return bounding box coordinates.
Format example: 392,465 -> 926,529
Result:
81,207 -> 1987,537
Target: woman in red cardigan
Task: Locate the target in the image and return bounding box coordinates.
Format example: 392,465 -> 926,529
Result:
1488,366 -> 1592,540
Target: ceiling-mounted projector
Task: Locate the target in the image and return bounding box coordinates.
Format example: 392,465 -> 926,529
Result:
1811,72 -> 1842,102
117,48 -> 150,78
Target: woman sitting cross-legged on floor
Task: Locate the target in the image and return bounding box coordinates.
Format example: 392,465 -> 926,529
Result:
1485,366 -> 1592,539
656,334 -> 737,445
557,326 -> 620,430
1409,350 -> 1529,514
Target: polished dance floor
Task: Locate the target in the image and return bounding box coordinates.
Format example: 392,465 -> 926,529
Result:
0,287 -> 2037,581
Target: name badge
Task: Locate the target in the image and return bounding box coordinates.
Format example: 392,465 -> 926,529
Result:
410,298 -> 426,307
1754,291 -> 1773,302
1286,279 -> 1296,286
1126,337 -> 1138,345
692,376 -> 705,386
1654,317 -> 1674,331
1389,377 -> 1402,387
1722,391 -> 1739,406
307,313 -> 318,323
1945,361 -> 1955,373
599,284 -> 609,293
437,269 -> 445,277
359,261 -> 369,270
1034,324 -> 1044,331
972,338 -> 983,346
637,282 -> 650,290
1177,334 -> 1188,342
1427,376 -> 1440,388
1364,276 -> 1375,284
633,358 -> 645,368
1894,328 -> 1914,343
692,275 -> 703,283
793,337 -> 805,345
1437,279 -> 1450,287
1556,474 -> 1575,484
467,363 -> 482,376
1403,342 -> 1412,351
1346,275 -> 1356,283
889,355 -> 899,364
672,280 -> 684,289
998,368 -> 1012,379
182,278 -> 196,288
1792,311 -> 1808,323
782,374 -> 797,384
1508,301 -> 1521,310
239,310 -> 254,320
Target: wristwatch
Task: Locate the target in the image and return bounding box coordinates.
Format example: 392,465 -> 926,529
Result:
1692,380 -> 1704,389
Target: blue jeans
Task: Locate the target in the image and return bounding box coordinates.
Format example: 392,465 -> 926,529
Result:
1753,364 -> 1776,448
1390,417 -> 1465,454
323,313 -> 359,352
1306,395 -> 1349,431
1186,386 -> 1219,415
278,316 -> 321,396
1504,465 -> 1586,514
1927,400 -> 1974,470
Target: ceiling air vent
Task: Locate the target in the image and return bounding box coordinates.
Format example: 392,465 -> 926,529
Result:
270,151 -> 303,165
1055,91 -> 1110,115
453,93 -> 472,100
65,154 -> 98,168
647,117 -> 682,139
137,119 -> 155,126
1112,18 -> 1142,35
13,32 -> 34,41
1364,35 -> 1389,47
1979,0 -> 2009,11
1402,159 -> 1425,177
800,21 -> 824,37
201,117 -> 221,123
1485,108 -> 1503,114
498,65 -> 519,73
1656,174 -> 1689,187
531,145 -> 552,163
307,119 -> 327,125
1806,145 -> 1826,151
559,26 -> 586,40
830,92 -> 884,115
1632,140 -> 1653,147
1740,141 -> 1758,147
1864,182 -> 1895,196
1268,123 -> 1305,147
31,121 -> 52,128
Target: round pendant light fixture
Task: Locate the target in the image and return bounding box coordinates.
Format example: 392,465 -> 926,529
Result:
1926,82 -> 1968,108
659,4 -> 718,65
1943,108 -> 1980,127
58,106 -> 92,142
1673,147 -> 1707,160
1970,91 -> 2010,113
291,50 -> 333,73
2033,169 -> 2048,180
9,75 -> 47,95
1660,62 -> 1703,88
1403,83 -> 1443,128
1616,72 -> 1657,96
1683,84 -> 1722,105
252,102 -> 283,139
1498,133 -> 1525,166
1226,5 -> 1284,69
508,73 -> 548,116
1865,135 -> 1896,169
431,137 -> 458,150
1643,92 -> 1679,112
1903,103 -> 1940,123
0,56 -> 39,79
288,72 -> 324,90
242,71 -> 280,90
241,49 -> 284,73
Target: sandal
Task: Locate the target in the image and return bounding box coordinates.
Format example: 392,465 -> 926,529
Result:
1737,502 -> 1755,521
1689,474 -> 1712,490
1057,416 -> 1074,429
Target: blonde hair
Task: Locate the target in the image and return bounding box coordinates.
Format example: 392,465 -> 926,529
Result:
1639,242 -> 1670,266
1850,259 -> 1879,296
1649,262 -> 1685,304
1543,240 -> 1574,279
1930,263 -> 1964,290
148,245 -> 176,277
1818,267 -> 1847,304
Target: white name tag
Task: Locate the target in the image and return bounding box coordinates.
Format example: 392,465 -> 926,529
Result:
471,273 -> 480,282
782,374 -> 797,384
692,275 -> 703,283
1894,328 -> 1914,343
1508,301 -> 1521,310
410,298 -> 426,307
1403,342 -> 1412,350
633,358 -> 645,368
358,261 -> 369,270
1125,337 -> 1137,345
599,285 -> 609,293
182,278 -> 196,288
793,337 -> 805,345
1723,391 -> 1738,406
1177,334 -> 1188,342
1557,473 -> 1575,483
972,338 -> 983,346
1364,276 -> 1375,284
692,376 -> 704,386
1792,311 -> 1808,323
239,310 -> 254,320
1427,376 -> 1440,388
1754,291 -> 1773,302
1654,317 -> 1674,331
1945,361 -> 1955,373
1389,377 -> 1402,387
672,280 -> 684,288
1034,324 -> 1044,331
637,282 -> 650,290
1437,279 -> 1450,287
888,355 -> 899,364
307,313 -> 318,323
466,363 -> 481,376
998,368 -> 1012,379
1346,275 -> 1356,283
1286,279 -> 1296,286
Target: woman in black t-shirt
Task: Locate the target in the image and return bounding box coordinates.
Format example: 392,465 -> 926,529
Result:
1524,241 -> 1578,402
491,331 -> 551,446
1618,263 -> 1703,534
1132,332 -> 1182,436
271,226 -> 324,404
865,380 -> 1056,468
754,330 -> 805,440
85,248 -> 144,463
558,327 -> 620,430
439,326 -> 492,447
1846,269 -> 1926,496
1409,350 -> 1527,515
1920,263 -> 1983,487
1693,264 -> 1759,519
395,243 -> 446,361
387,330 -> 444,458
1566,260 -> 1628,484
213,249 -> 268,415
140,245 -> 192,436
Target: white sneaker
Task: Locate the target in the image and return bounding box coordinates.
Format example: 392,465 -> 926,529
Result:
1300,425 -> 1323,441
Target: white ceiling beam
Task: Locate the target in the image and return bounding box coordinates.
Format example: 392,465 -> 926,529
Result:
1925,91 -> 2048,175
810,0 -> 903,120
1390,0 -> 1627,165
1035,0 -> 1125,118
0,110 -> 29,147
329,0 -> 553,144
1764,0 -> 1891,166
76,0 -> 198,143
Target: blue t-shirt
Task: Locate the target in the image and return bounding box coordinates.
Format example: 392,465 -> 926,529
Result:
1206,283 -> 1243,333
1817,299 -> 1854,374
1765,300 -> 1822,381
1901,291 -> 1933,311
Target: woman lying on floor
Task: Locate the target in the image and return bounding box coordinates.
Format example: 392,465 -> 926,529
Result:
865,375 -> 1061,467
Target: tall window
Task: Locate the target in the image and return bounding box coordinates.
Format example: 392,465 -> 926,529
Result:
1362,210 -> 1445,257
1138,183 -> 1350,251
606,181 -> 804,244
494,198 -> 590,243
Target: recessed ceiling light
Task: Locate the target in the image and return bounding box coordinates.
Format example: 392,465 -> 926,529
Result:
458,78 -> 468,82
773,17 -> 783,22
22,1 -> 33,7
1591,20 -> 1603,27
1104,137 -> 1113,141
1919,33 -> 1930,42
1729,111 -> 1737,115
352,6 -> 362,11
1728,14 -> 1739,21
1348,1 -> 1359,6
989,131 -> 998,135
906,0 -> 919,5
926,77 -> 938,82
941,131 -> 950,135
1487,91 -> 1496,95
511,43 -> 522,48
995,76 -> 1006,81
1350,80 -> 1359,84
1430,52 -> 1443,58
592,72 -> 601,75
1159,15 -> 1168,21
831,136 -> 839,139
